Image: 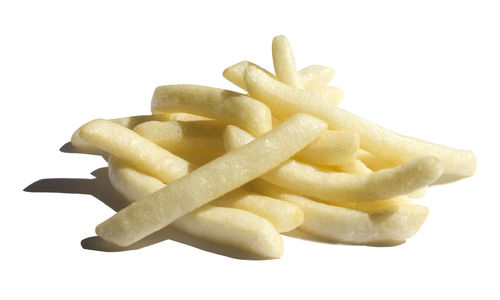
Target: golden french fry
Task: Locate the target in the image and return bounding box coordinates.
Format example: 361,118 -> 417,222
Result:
151,85 -> 272,136
78,119 -> 193,183
212,188 -> 304,233
95,113 -> 327,247
71,114 -> 171,155
272,35 -> 303,89
244,65 -> 476,179
251,180 -> 429,244
107,156 -> 283,258
224,124 -> 441,202
299,65 -> 336,88
223,125 -> 359,166
134,120 -> 226,154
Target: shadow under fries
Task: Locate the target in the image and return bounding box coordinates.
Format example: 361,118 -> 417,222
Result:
23,144 -> 268,260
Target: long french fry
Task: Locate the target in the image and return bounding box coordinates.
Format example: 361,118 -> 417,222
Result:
78,119 -> 193,183
224,124 -> 443,203
223,124 -> 359,167
251,180 -> 429,244
107,156 -> 284,258
244,65 -> 476,179
151,85 -> 272,136
272,35 -> 303,89
95,113 -> 327,247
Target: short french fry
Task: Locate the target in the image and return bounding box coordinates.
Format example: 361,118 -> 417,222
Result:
244,65 -> 476,179
223,61 -> 334,91
272,35 -> 303,89
299,65 -> 336,88
211,189 -> 304,233
151,85 -> 272,136
78,119 -> 193,183
307,85 -> 344,105
134,120 -> 226,154
224,124 -> 442,203
107,156 -> 283,258
95,113 -> 327,247
223,125 -> 359,166
71,114 -> 171,155
251,180 -> 429,244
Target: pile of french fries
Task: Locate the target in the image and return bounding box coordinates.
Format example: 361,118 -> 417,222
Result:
71,36 -> 476,258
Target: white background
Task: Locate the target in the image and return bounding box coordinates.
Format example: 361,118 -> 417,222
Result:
1,1 -> 499,299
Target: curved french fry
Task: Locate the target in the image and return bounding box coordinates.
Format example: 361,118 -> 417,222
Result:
107,156 -> 283,258
223,125 -> 359,167
151,85 -> 272,136
78,119 -> 193,183
71,114 -> 171,155
244,65 -> 476,179
224,124 -> 442,203
272,35 -> 303,89
212,188 -> 304,233
96,113 -> 327,247
134,120 -> 226,154
251,180 -> 429,244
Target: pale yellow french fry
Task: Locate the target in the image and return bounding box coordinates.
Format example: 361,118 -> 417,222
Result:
223,61 -> 275,91
336,159 -> 372,174
244,65 -> 476,179
407,187 -> 428,198
224,124 -> 441,203
78,119 -> 193,183
307,85 -> 344,105
95,113 -> 327,247
134,120 -> 226,154
357,149 -> 396,171
151,85 -> 272,136
71,114 -> 171,155
212,189 -> 304,233
223,61 -> 334,91
272,35 -> 303,89
299,65 -> 336,88
223,125 -> 359,166
107,156 -> 283,258
251,180 -> 429,244
174,151 -> 222,166
162,112 -> 211,121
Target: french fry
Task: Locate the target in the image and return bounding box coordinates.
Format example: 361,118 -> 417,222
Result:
251,179 -> 429,244
162,112 -> 211,121
95,113 -> 327,247
224,124 -> 442,203
223,61 -> 334,91
272,35 -> 303,89
212,188 -> 304,233
223,61 -> 342,105
223,125 -> 359,166
244,65 -> 476,179
336,159 -> 373,174
151,85 -> 272,136
71,114 -> 171,155
107,156 -> 283,258
357,149 -> 396,171
298,64 -> 336,89
78,119 -> 193,183
134,120 -> 226,154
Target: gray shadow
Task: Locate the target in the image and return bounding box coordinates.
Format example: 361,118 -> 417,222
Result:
24,145 -> 268,260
